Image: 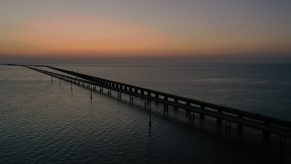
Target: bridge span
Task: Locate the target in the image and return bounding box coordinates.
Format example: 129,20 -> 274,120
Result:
10,64 -> 291,147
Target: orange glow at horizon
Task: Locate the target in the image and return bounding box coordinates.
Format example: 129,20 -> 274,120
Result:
0,15 -> 181,56
0,14 -> 290,57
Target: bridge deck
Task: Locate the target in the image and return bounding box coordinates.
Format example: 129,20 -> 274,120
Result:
23,65 -> 291,139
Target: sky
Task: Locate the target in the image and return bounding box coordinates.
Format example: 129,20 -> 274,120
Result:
0,0 -> 291,62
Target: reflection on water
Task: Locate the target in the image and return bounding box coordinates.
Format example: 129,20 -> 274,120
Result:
0,64 -> 290,163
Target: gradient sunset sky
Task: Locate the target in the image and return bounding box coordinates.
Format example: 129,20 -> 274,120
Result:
0,0 -> 291,60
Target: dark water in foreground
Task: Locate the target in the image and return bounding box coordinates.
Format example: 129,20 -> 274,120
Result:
0,63 -> 291,163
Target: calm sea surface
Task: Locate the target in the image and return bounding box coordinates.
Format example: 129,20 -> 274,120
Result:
0,62 -> 291,163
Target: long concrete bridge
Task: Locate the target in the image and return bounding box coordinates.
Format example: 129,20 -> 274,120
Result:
8,64 -> 291,147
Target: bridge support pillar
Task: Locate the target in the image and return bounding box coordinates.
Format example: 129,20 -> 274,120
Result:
200,105 -> 205,119
164,104 -> 169,117
145,100 -> 152,128
185,109 -> 190,118
225,121 -> 231,132
100,87 -> 103,93
189,112 -> 195,125
185,101 -> 191,117
118,92 -> 122,100
216,110 -> 222,127
174,99 -> 178,111
163,96 -> 169,117
90,89 -> 93,101
155,94 -> 159,104
141,90 -> 144,96
130,95 -> 134,104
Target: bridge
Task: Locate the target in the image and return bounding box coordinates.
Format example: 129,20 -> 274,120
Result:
7,64 -> 291,147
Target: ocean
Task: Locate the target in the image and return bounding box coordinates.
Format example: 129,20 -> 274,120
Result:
0,61 -> 290,163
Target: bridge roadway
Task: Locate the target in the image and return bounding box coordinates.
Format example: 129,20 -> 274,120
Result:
23,65 -> 290,144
